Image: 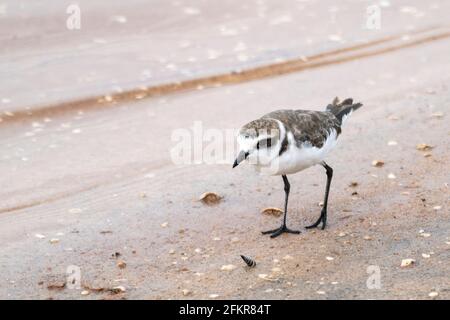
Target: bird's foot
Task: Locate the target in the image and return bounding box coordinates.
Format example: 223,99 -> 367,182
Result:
262,224 -> 301,238
305,210 -> 327,230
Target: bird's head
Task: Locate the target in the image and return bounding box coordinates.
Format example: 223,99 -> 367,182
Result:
233,118 -> 283,168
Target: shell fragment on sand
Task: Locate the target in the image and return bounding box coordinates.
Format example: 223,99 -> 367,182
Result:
400,258 -> 415,267
261,207 -> 283,217
416,143 -> 433,151
199,192 -> 222,205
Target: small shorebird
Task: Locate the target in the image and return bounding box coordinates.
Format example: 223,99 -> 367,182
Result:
233,97 -> 362,238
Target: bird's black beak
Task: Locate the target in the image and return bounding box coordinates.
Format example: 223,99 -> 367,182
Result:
232,151 -> 249,168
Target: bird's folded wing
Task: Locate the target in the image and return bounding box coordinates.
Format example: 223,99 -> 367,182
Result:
262,110 -> 341,148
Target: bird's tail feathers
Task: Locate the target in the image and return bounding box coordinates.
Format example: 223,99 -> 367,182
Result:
326,97 -> 362,124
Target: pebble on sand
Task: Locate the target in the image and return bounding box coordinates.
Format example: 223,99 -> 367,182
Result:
428,291 -> 439,298
387,140 -> 398,146
316,290 -> 326,295
209,294 -> 219,299
221,265 -> 237,272
49,238 -> 60,244
371,160 -> 385,167
388,173 -> 396,179
81,290 -> 90,296
117,261 -> 127,269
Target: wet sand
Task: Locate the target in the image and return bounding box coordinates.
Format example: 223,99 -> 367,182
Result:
0,1 -> 449,299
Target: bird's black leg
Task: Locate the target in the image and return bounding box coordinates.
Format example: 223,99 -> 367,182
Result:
262,175 -> 301,238
306,161 -> 333,230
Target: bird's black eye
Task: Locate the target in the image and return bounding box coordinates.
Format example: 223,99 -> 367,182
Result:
256,141 -> 260,149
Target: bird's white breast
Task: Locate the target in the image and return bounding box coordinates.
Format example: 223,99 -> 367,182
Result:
259,129 -> 338,175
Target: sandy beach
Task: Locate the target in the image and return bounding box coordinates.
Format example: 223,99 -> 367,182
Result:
0,0 -> 449,299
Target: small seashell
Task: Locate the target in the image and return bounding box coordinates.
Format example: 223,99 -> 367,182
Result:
81,290 -> 90,296
372,160 -> 385,167
428,291 -> 439,298
316,290 -> 326,295
49,238 -> 60,244
400,258 -> 415,267
388,173 -> 396,179
35,234 -> 45,239
433,206 -> 442,211
199,192 -> 222,205
261,207 -> 283,217
209,294 -> 219,299
240,255 -> 256,267
221,264 -> 237,271
416,143 -> 433,151
117,261 -> 127,269
194,248 -> 202,253
326,256 -> 334,261
161,222 -> 169,228
422,253 -> 430,258
363,235 -> 372,240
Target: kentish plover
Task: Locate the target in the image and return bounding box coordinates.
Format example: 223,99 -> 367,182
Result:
233,97 -> 362,238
